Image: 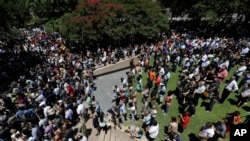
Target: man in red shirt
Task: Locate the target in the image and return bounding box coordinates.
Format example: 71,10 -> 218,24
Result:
179,111 -> 191,132
154,73 -> 161,93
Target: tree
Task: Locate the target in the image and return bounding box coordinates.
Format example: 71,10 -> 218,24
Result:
0,0 -> 31,30
61,0 -> 127,47
60,0 -> 169,47
120,0 -> 169,43
26,0 -> 78,24
159,0 -> 250,37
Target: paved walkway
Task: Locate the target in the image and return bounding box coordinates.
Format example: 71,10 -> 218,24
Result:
93,69 -> 129,112
86,55 -> 149,141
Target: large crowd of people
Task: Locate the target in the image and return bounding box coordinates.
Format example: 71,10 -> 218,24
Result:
0,26 -> 250,141
0,27 -> 136,141
100,31 -> 250,141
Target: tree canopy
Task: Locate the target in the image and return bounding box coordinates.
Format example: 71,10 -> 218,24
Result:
1,0 -> 250,47
56,0 -> 169,47
159,0 -> 250,37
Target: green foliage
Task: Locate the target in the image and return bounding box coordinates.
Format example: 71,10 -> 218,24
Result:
122,0 -> 169,40
26,0 -> 77,18
0,0 -> 30,30
58,0 -> 169,47
160,0 -> 250,29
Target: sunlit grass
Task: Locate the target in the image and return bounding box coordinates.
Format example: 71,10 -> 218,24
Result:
125,55 -> 248,141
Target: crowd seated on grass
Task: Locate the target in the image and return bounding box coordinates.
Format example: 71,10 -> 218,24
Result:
0,27 -> 250,141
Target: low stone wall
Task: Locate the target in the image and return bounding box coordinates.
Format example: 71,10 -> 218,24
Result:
93,56 -> 140,77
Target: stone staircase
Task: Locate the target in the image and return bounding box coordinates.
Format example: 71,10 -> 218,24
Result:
98,129 -> 135,141
98,123 -> 148,141
80,97 -> 148,141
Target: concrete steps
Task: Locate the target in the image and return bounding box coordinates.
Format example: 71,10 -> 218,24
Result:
97,122 -> 148,141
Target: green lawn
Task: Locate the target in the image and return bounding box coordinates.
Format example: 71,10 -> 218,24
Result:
125,55 -> 249,141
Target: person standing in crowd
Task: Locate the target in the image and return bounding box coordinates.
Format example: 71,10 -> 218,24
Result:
213,118 -> 227,141
234,62 -> 247,82
153,73 -> 161,94
225,111 -> 242,133
148,68 -> 156,90
193,81 -> 206,106
207,88 -> 221,112
187,101 -> 196,116
198,122 -> 215,141
172,55 -> 180,73
219,76 -> 239,104
239,71 -> 250,88
96,112 -> 107,136
146,120 -> 159,141
179,111 -> 191,132
163,91 -> 174,115
158,66 -> 165,78
128,99 -> 136,123
107,105 -> 121,130
235,83 -> 250,108
130,59 -> 134,71
163,69 -> 171,88
142,111 -> 152,131
217,65 -> 228,83
167,116 -> 179,134
158,83 -> 166,105
119,101 -> 127,122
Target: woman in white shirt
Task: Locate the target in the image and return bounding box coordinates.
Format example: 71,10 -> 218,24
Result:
219,76 -> 239,104
234,62 -> 247,81
146,120 -> 159,141
96,112 -> 107,136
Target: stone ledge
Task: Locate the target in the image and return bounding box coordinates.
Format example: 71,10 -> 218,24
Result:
93,56 -> 140,77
